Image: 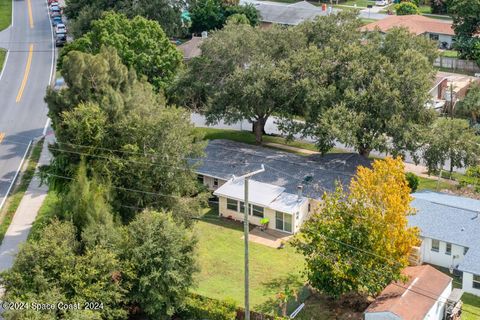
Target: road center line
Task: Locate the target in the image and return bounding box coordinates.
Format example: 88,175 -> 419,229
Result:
28,0 -> 34,29
16,44 -> 34,103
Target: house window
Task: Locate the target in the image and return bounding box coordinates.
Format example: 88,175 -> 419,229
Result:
240,201 -> 245,213
251,205 -> 264,218
275,211 -> 292,233
473,275 -> 480,289
431,239 -> 440,252
430,34 -> 439,41
446,243 -> 452,255
227,198 -> 238,211
464,247 -> 469,256
213,178 -> 219,187
197,174 -> 204,184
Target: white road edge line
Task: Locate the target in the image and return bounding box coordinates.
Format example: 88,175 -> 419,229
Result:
42,118 -> 50,135
0,140 -> 32,211
0,50 -> 9,81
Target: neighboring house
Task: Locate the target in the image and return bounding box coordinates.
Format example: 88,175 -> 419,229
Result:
361,15 -> 455,49
428,71 -> 480,113
364,265 -> 454,320
409,191 -> 480,296
178,34 -> 206,61
252,1 -> 336,27
195,139 -> 370,234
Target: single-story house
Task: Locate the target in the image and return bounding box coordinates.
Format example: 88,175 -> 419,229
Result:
248,1 -> 337,27
177,33 -> 207,61
195,139 -> 371,234
361,15 -> 455,49
364,265 -> 456,320
409,191 -> 480,296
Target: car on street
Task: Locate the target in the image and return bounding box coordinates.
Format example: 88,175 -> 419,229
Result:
375,0 -> 389,5
55,33 -> 67,47
52,16 -> 63,27
55,23 -> 67,34
50,5 -> 61,17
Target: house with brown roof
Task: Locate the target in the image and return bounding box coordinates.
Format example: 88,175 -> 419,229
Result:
362,15 -> 455,49
364,265 -> 457,320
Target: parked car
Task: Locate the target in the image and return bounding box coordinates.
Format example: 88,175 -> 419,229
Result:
48,0 -> 57,4
375,0 -> 389,5
49,1 -> 59,8
50,5 -> 61,17
55,23 -> 67,34
55,33 -> 67,47
52,16 -> 63,27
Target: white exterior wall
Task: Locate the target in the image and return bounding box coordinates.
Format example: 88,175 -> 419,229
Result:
462,272 -> 480,296
217,196 -> 307,233
364,311 -> 401,320
424,281 -> 452,320
202,175 -> 226,191
438,34 -> 453,48
420,237 -> 466,269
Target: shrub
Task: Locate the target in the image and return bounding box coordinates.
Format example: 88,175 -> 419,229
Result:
396,2 -> 420,15
178,294 -> 237,320
402,0 -> 419,7
405,172 -> 420,193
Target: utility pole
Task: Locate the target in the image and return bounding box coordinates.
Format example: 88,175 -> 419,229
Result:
233,165 -> 265,320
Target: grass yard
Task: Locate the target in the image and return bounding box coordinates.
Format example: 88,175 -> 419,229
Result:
440,50 -> 459,58
360,18 -> 376,25
195,127 -> 348,154
417,176 -> 454,191
0,48 -> 5,72
418,5 -> 431,14
193,207 -> 306,311
341,0 -> 375,7
0,0 -> 11,31
0,139 -> 44,244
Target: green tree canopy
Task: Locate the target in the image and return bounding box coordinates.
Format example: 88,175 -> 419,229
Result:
45,48 -> 206,224
0,220 -> 127,320
293,158 -> 419,297
457,83 -> 480,125
121,210 -> 198,319
396,2 -> 420,15
173,21 -> 307,143
64,0 -> 188,37
421,118 -> 480,173
449,0 -> 480,61
60,12 -> 183,90
296,28 -> 437,157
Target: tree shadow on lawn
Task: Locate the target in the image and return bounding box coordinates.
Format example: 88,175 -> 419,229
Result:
254,273 -> 310,317
254,273 -> 365,319
197,205 -> 256,233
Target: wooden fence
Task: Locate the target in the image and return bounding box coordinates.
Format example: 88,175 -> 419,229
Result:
434,56 -> 480,74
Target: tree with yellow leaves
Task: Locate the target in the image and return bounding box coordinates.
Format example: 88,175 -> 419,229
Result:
292,157 -> 419,297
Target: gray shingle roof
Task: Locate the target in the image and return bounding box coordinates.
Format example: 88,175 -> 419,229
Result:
254,1 -> 335,25
410,191 -> 480,275
195,139 -> 371,200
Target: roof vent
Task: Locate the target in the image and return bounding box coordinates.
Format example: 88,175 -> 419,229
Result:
297,185 -> 303,200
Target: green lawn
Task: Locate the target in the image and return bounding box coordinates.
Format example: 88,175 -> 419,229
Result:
0,139 -> 44,244
341,0 -> 375,7
418,5 -> 431,14
28,191 -> 60,240
417,176 -> 454,191
0,48 -> 5,72
360,18 -> 377,25
193,207 -> 306,311
0,0 -> 11,31
440,50 -> 459,58
195,127 -> 347,154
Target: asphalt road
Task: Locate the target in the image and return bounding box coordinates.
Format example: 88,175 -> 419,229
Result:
0,0 -> 53,209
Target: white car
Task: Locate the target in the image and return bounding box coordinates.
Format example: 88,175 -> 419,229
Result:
375,0 -> 389,6
55,23 -> 67,34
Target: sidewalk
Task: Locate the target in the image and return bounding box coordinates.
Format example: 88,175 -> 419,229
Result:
0,135 -> 52,273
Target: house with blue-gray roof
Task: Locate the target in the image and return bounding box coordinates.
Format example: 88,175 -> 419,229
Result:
410,191 -> 480,296
195,139 -> 371,234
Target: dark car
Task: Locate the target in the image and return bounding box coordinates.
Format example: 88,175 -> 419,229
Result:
55,33 -> 67,47
52,16 -> 63,27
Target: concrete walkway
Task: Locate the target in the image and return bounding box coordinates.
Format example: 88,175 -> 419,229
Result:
0,135 -> 52,273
